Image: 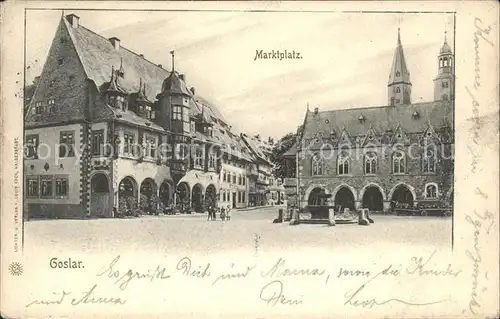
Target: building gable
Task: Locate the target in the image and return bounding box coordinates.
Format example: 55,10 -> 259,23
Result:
419,122 -> 441,145
25,17 -> 89,128
361,126 -> 381,147
390,124 -> 410,145
338,129 -> 353,148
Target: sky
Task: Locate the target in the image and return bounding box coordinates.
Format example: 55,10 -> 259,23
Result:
25,10 -> 454,140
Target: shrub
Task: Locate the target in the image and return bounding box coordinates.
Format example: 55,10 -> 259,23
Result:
139,194 -> 149,212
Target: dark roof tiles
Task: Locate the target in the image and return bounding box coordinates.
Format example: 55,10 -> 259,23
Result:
302,101 -> 453,140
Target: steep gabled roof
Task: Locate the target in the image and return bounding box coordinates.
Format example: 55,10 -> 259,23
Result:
282,142 -> 297,158
61,15 -> 239,133
241,134 -> 274,166
194,95 -> 228,125
302,100 -> 453,141
64,17 -> 170,102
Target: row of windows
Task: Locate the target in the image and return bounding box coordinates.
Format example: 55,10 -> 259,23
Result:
25,131 -> 75,158
222,171 -> 247,185
221,190 -> 246,203
26,175 -> 68,198
311,151 -> 437,176
193,148 -> 216,169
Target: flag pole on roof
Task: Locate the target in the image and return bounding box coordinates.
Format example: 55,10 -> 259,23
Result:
170,50 -> 175,72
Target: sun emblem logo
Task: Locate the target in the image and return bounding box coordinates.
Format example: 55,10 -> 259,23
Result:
8,262 -> 23,276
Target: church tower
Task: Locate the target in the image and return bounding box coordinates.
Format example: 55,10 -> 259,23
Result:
388,28 -> 412,106
433,32 -> 454,101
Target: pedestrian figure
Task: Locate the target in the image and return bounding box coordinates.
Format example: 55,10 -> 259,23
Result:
226,205 -> 232,221
207,205 -> 212,221
220,206 -> 226,221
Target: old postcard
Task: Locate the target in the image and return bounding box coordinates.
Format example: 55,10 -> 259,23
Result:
1,1 -> 498,318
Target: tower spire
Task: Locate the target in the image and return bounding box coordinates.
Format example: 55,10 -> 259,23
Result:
387,28 -> 412,106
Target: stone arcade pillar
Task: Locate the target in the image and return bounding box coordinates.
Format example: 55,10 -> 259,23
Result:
355,200 -> 362,211
327,196 -> 336,226
383,201 -> 391,213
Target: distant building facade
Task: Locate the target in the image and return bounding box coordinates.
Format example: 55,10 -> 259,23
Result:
283,29 -> 454,213
241,134 -> 283,206
24,14 -> 275,218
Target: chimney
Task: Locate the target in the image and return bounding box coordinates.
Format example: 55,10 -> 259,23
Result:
109,37 -> 120,50
158,64 -> 162,68
179,74 -> 185,82
190,87 -> 195,95
33,76 -> 40,86
139,54 -> 144,58
314,107 -> 319,115
66,14 -> 80,28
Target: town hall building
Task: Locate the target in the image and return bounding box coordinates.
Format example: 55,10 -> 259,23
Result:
283,29 -> 455,213
24,14 -> 275,218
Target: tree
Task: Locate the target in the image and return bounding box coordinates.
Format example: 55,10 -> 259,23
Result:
271,125 -> 303,179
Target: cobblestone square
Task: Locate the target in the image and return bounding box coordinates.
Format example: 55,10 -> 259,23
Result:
24,207 -> 452,254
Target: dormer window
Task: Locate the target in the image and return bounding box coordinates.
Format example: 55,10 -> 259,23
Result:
358,115 -> 365,123
34,101 -> 42,114
108,94 -> 126,111
412,111 -> 420,119
144,105 -> 152,119
205,126 -> 213,137
48,99 -> 55,113
396,71 -> 400,77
